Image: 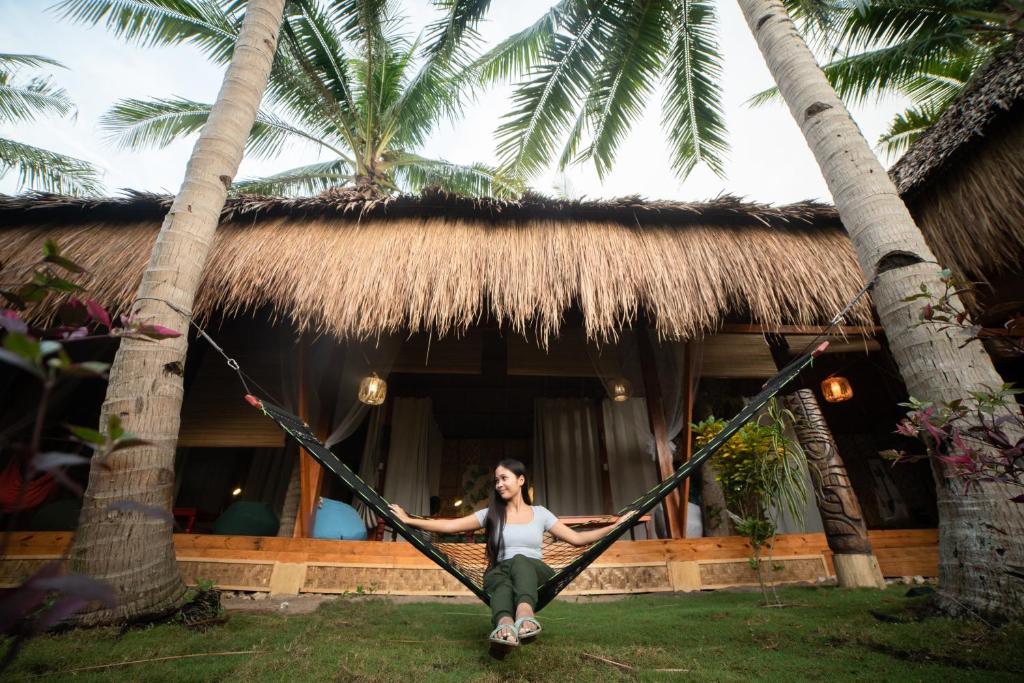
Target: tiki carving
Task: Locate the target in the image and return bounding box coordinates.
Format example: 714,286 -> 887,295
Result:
783,388 -> 873,555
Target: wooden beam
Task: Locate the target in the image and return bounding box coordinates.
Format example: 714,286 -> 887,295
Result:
636,326 -> 683,539
679,342 -> 696,535
720,324 -> 881,336
293,339 -> 324,538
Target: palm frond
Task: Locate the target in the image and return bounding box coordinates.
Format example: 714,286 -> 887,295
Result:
390,153 -> 523,198
834,0 -> 1000,52
99,96 -> 348,161
275,3 -> 361,154
52,0 -> 240,63
575,0 -> 672,179
493,1 -> 613,179
231,158 -> 354,196
323,0 -> 397,44
0,136 -> 103,196
0,76 -> 76,124
380,37 -> 469,153
0,53 -> 66,71
876,104 -> 941,157
474,3 -> 565,85
900,48 -> 986,110
662,0 -> 727,178
423,0 -> 490,63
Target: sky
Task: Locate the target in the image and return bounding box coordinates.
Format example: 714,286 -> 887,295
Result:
0,0 -> 908,205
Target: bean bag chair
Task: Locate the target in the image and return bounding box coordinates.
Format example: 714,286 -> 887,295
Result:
312,496 -> 368,540
212,501 -> 279,536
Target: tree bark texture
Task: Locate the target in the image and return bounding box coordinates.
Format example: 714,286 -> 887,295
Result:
69,0 -> 287,624
699,461 -> 734,536
784,389 -> 884,587
739,0 -> 1024,618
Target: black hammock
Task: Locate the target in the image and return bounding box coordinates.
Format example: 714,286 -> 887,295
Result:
246,341 -> 828,610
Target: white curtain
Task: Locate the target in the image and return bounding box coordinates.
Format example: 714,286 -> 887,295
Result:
601,398 -> 657,539
602,398 -> 657,509
587,333 -> 699,458
354,406 -> 388,527
589,336 -> 704,537
382,398 -> 442,519
533,398 -> 603,516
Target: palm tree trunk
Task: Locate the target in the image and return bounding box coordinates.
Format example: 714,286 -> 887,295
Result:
68,0 -> 287,625
737,0 -> 1024,619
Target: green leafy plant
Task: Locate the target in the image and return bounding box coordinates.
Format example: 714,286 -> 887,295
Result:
693,399 -> 809,605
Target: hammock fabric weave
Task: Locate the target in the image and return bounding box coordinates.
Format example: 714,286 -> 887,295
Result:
247,341 -> 828,609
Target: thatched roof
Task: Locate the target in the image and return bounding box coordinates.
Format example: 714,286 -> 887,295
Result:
890,38 -> 1024,197
0,190 -> 872,342
889,38 -> 1024,278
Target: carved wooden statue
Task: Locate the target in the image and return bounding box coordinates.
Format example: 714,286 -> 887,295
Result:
784,388 -> 885,587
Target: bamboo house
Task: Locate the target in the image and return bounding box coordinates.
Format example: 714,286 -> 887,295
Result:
0,190 -> 940,596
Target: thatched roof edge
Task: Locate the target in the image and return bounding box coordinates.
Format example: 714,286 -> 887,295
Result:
0,189 -> 840,230
891,37 -> 1024,196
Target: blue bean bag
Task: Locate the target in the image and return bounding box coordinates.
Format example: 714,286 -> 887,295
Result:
312,496 -> 368,540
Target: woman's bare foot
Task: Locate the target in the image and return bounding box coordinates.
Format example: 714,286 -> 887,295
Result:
515,603 -> 539,637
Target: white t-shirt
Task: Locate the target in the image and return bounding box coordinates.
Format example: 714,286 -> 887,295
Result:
474,505 -> 558,562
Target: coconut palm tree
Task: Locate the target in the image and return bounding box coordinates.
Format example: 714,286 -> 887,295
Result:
442,0 -> 1024,619
751,0 -> 1024,155
58,0 -> 519,197
0,53 -> 101,195
67,0 -> 287,624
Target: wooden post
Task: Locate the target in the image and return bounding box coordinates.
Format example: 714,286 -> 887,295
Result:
765,334 -> 884,588
637,327 -> 684,539
679,342 -> 696,535
293,339 -> 324,538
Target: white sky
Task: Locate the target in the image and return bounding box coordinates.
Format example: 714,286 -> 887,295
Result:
0,0 -> 907,204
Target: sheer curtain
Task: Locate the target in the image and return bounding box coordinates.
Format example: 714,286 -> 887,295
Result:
324,334 -> 402,448
532,398 -> 603,516
589,335 -> 704,537
354,405 -> 387,527
381,398 -> 443,518
601,398 -> 656,538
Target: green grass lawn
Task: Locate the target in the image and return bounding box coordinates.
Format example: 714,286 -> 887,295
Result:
4,586 -> 1023,682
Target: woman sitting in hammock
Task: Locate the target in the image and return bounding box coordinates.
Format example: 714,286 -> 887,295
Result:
389,458 -> 635,650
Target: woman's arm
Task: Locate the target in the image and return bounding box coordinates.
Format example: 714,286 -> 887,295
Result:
387,504 -> 482,534
547,511 -> 639,547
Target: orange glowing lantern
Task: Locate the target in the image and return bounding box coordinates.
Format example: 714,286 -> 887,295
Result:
609,378 -> 632,402
821,376 -> 853,403
358,373 -> 387,405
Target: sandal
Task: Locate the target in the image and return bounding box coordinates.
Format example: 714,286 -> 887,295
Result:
488,622 -> 519,649
514,616 -> 542,640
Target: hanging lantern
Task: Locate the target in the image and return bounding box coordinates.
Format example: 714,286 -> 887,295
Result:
609,378 -> 632,402
821,376 -> 853,403
358,373 -> 387,405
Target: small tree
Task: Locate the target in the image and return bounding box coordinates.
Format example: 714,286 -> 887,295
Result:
693,399 -> 810,605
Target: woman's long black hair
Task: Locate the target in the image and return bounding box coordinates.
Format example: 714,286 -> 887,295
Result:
485,459 -> 531,570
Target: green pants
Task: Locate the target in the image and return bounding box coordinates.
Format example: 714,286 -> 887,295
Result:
483,554 -> 555,626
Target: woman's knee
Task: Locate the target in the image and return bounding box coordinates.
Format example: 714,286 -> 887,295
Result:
510,554 -> 533,572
